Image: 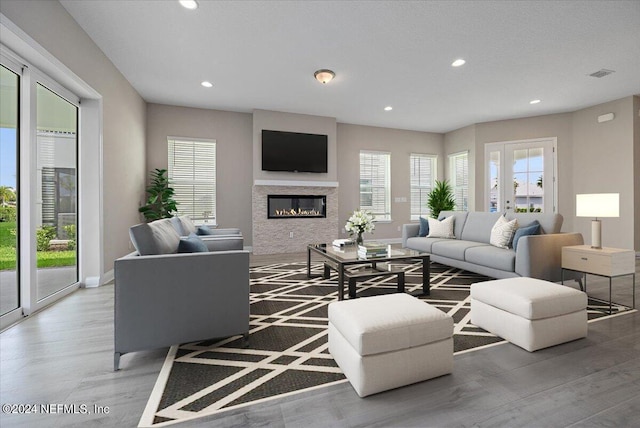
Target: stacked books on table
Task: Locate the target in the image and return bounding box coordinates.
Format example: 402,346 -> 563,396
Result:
357,242 -> 389,258
332,238 -> 355,248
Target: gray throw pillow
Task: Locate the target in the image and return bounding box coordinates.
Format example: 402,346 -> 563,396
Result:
197,225 -> 214,235
178,233 -> 208,253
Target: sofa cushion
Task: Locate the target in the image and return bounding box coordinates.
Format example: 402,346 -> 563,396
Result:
427,216 -> 455,238
460,212 -> 503,244
471,277 -> 587,320
431,240 -> 489,262
178,233 -> 208,253
507,212 -> 562,234
129,219 -> 180,255
418,216 -> 430,237
328,294 -> 453,356
405,237 -> 449,253
179,216 -> 198,234
489,216 -> 518,249
513,220 -> 541,251
465,245 -> 516,272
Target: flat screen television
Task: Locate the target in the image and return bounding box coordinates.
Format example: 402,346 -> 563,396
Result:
262,130 -> 328,173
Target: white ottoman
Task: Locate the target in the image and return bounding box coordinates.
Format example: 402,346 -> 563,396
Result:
328,293 -> 453,397
470,277 -> 588,352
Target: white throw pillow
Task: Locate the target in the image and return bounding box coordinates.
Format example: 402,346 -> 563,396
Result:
490,216 -> 518,249
427,216 -> 455,239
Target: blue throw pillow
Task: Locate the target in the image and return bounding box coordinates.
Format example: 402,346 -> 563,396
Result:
512,220 -> 540,251
418,216 -> 430,237
178,233 -> 208,253
197,225 -> 214,235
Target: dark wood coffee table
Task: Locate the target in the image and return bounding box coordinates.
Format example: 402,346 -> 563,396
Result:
306,243 -> 430,300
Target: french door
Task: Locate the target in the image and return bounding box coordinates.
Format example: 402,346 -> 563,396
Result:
485,138 -> 557,214
1,50 -> 80,329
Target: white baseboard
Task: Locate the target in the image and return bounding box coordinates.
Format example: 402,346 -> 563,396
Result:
366,238 -> 403,245
84,276 -> 101,288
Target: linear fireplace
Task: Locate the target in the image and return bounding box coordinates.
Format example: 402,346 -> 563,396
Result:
267,195 -> 327,219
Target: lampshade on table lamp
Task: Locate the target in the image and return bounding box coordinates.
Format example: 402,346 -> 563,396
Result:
576,193 -> 619,249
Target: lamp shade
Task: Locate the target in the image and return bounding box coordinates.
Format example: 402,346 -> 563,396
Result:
576,193 -> 619,218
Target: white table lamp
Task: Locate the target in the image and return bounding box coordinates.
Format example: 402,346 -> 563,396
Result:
576,193 -> 619,249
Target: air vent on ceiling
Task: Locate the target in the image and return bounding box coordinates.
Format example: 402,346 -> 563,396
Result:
588,69 -> 615,78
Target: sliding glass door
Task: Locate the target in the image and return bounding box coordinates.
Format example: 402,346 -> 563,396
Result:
0,64 -> 20,318
1,51 -> 81,328
36,83 -> 78,300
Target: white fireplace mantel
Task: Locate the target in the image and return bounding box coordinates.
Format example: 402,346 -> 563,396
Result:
254,180 -> 339,187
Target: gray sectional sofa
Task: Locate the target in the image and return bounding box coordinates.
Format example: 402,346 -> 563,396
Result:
402,211 -> 584,282
113,217 -> 249,370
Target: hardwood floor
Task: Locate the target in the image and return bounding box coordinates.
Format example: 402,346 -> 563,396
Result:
0,254 -> 638,428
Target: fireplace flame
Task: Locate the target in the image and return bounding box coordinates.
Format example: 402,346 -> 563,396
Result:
274,208 -> 321,217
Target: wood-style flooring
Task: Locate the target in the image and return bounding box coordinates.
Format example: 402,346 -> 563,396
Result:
0,253 -> 638,428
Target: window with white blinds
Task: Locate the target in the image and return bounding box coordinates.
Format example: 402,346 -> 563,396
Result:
410,154 -> 436,219
168,138 -> 216,221
449,151 -> 469,211
359,151 -> 391,221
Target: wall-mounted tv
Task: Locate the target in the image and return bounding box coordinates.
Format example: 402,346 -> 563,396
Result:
262,130 -> 328,173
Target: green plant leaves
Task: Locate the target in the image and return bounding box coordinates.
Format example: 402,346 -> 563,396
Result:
427,179 -> 456,219
138,168 -> 178,222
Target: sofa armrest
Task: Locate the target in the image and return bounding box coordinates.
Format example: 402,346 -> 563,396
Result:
200,235 -> 244,251
515,233 -> 584,282
114,250 -> 250,358
402,224 -> 420,248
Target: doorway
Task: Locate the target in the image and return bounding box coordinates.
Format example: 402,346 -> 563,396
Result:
485,138 -> 557,214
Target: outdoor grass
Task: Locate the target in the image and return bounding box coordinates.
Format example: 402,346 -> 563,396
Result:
0,221 -> 76,270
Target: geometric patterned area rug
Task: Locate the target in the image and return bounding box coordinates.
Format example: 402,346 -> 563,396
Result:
139,261 -> 633,427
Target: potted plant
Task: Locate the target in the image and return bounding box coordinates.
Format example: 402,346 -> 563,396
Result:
345,210 -> 375,244
138,168 -> 178,221
427,180 -> 456,219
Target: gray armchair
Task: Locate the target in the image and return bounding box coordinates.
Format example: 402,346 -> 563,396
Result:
114,218 -> 250,370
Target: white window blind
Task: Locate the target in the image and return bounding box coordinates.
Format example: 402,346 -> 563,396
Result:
449,151 -> 469,211
359,151 -> 391,220
410,154 -> 436,219
168,138 -> 216,221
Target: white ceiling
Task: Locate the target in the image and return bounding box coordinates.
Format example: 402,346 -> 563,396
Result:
60,0 -> 640,133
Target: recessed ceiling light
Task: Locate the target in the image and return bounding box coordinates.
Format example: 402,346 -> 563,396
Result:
179,0 -> 198,10
451,59 -> 466,67
530,99 -> 541,104
201,81 -> 213,88
384,106 -> 393,111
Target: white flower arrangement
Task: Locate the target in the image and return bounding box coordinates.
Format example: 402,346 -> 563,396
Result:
345,210 -> 375,237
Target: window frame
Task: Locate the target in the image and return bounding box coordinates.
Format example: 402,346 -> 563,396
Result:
409,153 -> 437,220
167,137 -> 217,223
359,150 -> 391,221
448,151 -> 469,212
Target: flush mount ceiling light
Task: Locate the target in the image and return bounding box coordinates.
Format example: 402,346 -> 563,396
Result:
530,99 -> 541,104
201,81 -> 213,88
314,69 -> 335,84
179,0 -> 198,10
451,59 -> 466,67
384,106 -> 393,111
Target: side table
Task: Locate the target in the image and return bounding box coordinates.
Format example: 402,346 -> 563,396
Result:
561,245 -> 635,314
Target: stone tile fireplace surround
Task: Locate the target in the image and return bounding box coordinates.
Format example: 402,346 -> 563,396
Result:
252,183 -> 339,255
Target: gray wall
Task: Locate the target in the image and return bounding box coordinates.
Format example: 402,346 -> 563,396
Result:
146,103 -> 254,245
1,0 -> 147,272
252,109 -> 338,183
337,123 -> 444,240
446,96 -> 638,251
571,96 -> 635,250
635,96 -> 640,252
444,124 -> 476,212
